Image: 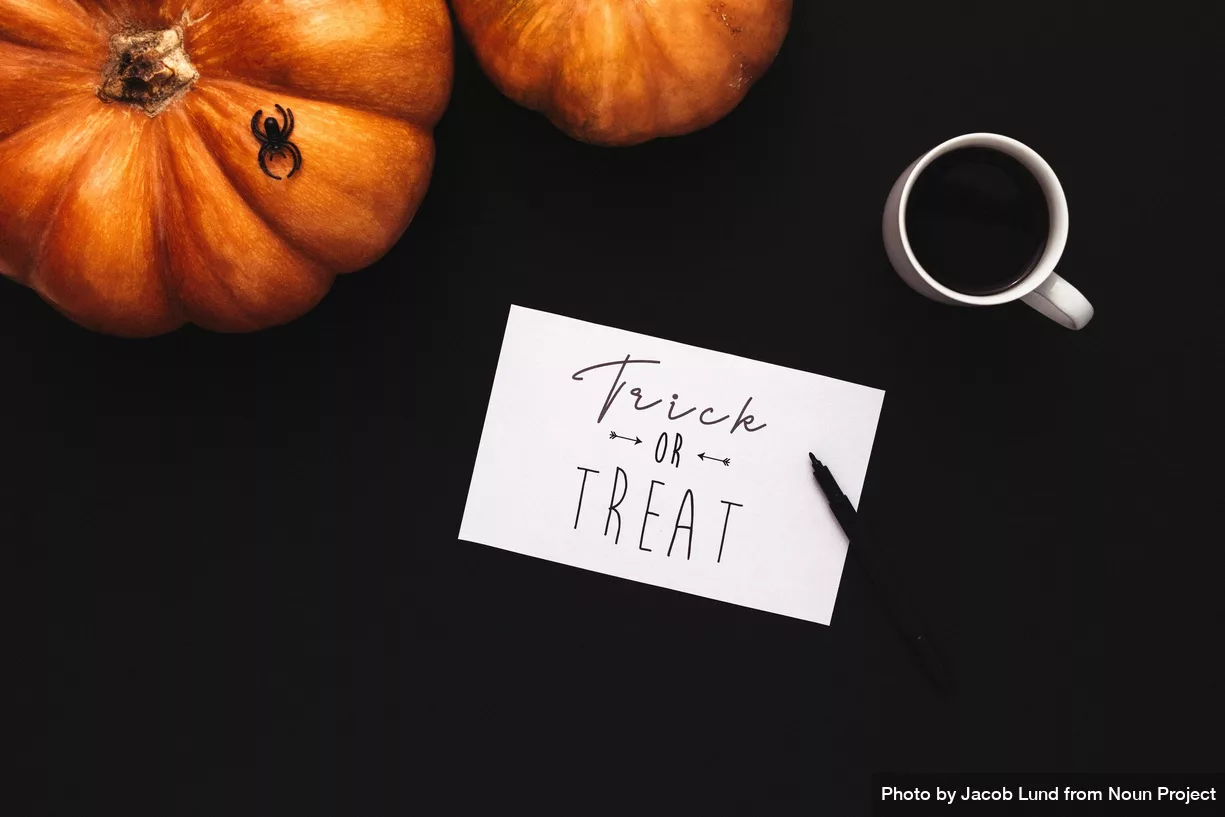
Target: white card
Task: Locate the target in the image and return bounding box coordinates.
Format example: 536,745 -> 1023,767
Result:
459,306 -> 885,625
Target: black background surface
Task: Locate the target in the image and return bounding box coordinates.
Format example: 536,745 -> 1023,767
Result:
10,2 -> 1225,814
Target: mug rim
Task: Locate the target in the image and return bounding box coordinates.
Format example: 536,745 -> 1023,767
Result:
895,133 -> 1070,306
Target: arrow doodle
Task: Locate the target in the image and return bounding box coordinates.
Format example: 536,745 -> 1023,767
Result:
698,452 -> 731,467
609,431 -> 642,445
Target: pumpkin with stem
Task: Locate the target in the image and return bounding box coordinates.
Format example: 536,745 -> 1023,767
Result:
451,0 -> 792,147
0,0 -> 452,336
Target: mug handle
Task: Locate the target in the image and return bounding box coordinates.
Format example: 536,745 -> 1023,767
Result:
1021,273 -> 1094,330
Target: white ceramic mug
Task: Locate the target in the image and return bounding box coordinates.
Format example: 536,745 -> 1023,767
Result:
883,133 -> 1094,330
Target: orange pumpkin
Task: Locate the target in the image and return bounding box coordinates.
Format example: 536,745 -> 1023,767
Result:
451,0 -> 792,147
0,0 -> 452,336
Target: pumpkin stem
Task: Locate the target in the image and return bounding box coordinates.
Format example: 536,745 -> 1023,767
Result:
97,11 -> 201,117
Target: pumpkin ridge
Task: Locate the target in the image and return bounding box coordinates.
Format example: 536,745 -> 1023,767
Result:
504,2 -> 574,109
0,100 -> 97,284
634,5 -> 707,88
54,0 -> 91,21
0,41 -> 100,145
183,84 -> 341,273
0,94 -> 87,148
621,4 -> 742,140
202,74 -> 434,129
29,107 -> 181,335
0,29 -> 90,57
189,77 -> 436,276
619,4 -> 679,137
147,115 -> 187,327
185,0 -> 454,129
160,108 -> 274,327
26,106 -> 118,295
82,1 -> 172,29
0,0 -> 101,56
538,7 -> 578,111
202,153 -> 335,277
165,106 -> 329,321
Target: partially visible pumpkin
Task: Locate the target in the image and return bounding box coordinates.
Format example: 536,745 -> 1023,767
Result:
451,0 -> 792,147
0,0 -> 452,336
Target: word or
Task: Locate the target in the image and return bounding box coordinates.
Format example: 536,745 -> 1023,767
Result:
572,466 -> 743,563
609,431 -> 641,445
571,356 -> 767,434
653,432 -> 683,468
250,105 -> 302,180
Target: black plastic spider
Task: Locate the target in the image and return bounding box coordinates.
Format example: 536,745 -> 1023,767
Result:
250,105 -> 302,180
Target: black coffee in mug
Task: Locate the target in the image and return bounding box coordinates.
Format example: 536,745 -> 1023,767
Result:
904,147 -> 1050,296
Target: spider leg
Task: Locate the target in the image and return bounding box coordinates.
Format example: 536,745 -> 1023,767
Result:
250,110 -> 266,143
285,142 -> 302,177
275,104 -> 290,137
283,107 -> 294,140
258,144 -> 281,180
